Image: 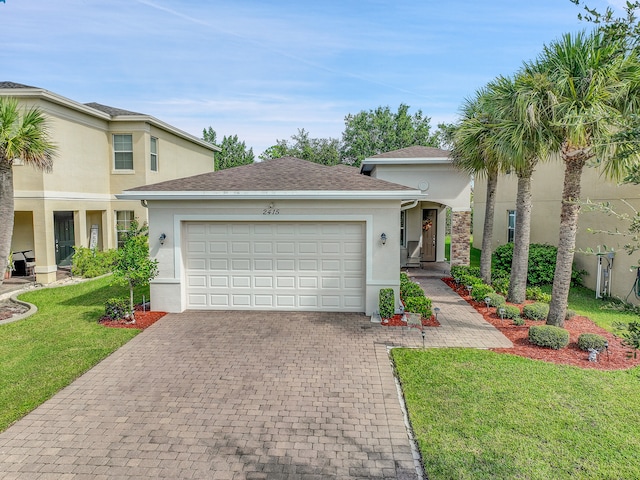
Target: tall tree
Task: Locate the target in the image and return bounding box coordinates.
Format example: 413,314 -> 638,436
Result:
259,129 -> 341,165
341,104 -> 439,166
202,127 -> 254,170
536,31 -> 640,326
490,72 -> 557,304
450,88 -> 503,285
0,98 -> 55,284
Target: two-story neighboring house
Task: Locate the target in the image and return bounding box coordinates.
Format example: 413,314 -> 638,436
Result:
473,161 -> 640,305
1,82 -> 219,285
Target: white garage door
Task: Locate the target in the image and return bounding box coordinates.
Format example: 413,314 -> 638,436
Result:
184,222 -> 365,311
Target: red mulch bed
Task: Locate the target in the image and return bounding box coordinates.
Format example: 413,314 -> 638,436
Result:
381,313 -> 441,328
443,277 -> 640,371
99,305 -> 166,330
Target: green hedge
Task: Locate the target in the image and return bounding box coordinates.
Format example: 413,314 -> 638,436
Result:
379,288 -> 395,319
523,302 -> 550,321
528,325 -> 570,350
404,296 -> 432,319
72,247 -> 117,278
577,333 -> 607,352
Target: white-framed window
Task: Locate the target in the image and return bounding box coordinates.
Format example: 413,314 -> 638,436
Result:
400,210 -> 407,248
507,210 -> 516,243
115,210 -> 134,248
113,134 -> 133,170
150,137 -> 158,172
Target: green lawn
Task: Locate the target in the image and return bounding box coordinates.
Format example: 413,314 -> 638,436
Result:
0,276 -> 147,432
392,348 -> 640,480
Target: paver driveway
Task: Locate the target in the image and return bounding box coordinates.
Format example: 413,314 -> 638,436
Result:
0,311 -> 424,479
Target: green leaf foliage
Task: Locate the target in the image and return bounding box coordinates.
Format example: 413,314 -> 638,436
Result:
528,325 -> 570,350
404,296 -> 432,319
71,246 -> 117,278
577,333 -> 608,352
259,128 -> 341,165
486,292 -> 506,307
471,283 -> 495,303
522,302 -> 550,320
104,297 -> 130,320
378,288 -> 395,319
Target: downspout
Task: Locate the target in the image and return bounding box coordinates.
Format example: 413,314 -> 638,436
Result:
401,200 -> 418,211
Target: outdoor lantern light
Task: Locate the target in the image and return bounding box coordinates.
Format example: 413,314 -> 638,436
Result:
421,329 -> 426,349
484,296 -> 491,312
433,307 -> 440,321
466,285 -> 473,296
498,307 -> 506,323
380,233 -> 387,245
159,233 -> 167,245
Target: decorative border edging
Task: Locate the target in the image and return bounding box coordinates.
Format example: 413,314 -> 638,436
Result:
0,295 -> 38,326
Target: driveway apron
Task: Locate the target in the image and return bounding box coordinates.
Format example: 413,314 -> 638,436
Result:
0,279 -> 511,479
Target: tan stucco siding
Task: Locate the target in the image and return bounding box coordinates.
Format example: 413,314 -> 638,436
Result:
474,161 -> 640,304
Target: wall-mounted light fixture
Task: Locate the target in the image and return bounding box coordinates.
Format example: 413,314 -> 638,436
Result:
159,233 -> 167,245
380,233 -> 387,245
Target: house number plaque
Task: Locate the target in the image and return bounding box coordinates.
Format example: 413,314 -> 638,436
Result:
262,203 -> 280,215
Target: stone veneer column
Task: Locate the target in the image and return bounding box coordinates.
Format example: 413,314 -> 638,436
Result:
450,210 -> 471,266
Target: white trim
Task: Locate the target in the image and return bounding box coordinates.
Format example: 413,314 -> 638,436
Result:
117,190 -> 425,201
34,265 -> 58,274
367,279 -> 401,286
14,190 -> 113,201
362,157 -> 451,165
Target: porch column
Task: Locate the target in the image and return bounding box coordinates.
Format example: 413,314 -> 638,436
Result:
32,208 -> 57,284
74,210 -> 87,247
451,209 -> 471,266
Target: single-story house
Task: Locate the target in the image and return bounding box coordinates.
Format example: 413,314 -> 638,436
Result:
117,147 -> 472,315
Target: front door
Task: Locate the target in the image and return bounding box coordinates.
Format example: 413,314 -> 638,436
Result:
54,211 -> 75,266
421,209 -> 437,262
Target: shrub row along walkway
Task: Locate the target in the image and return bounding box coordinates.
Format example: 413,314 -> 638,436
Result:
0,274 -> 510,479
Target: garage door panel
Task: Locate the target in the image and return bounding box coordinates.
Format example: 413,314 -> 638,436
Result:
185,221 -> 365,311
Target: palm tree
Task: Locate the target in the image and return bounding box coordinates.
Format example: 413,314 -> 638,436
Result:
489,72 -> 558,304
450,87 -> 504,284
536,31 -> 640,326
0,97 -> 55,284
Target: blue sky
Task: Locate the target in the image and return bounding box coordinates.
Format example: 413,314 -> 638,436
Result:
1,0 -> 623,156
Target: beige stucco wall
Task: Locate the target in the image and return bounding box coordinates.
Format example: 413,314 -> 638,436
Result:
6,91 -> 215,283
474,160 -> 640,304
145,198 -> 403,315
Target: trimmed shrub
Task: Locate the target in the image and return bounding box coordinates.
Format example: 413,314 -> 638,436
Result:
528,325 -> 570,350
498,305 -> 521,320
450,265 -> 481,279
526,286 -> 551,303
104,297 -> 129,320
492,243 -> 586,287
565,309 -> 577,321
400,272 -> 411,285
379,288 -> 395,319
471,283 -> 495,303
577,333 -> 607,352
72,247 -> 116,278
513,317 -> 525,326
401,282 -> 424,299
523,302 -> 550,321
404,296 -> 432,319
487,292 -> 506,307
457,273 -> 483,288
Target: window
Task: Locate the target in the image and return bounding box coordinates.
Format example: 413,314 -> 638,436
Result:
113,134 -> 133,170
150,137 -> 158,172
115,210 -> 134,248
400,210 -> 407,247
507,210 -> 516,243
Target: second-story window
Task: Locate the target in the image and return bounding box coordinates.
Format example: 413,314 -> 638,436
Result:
113,134 -> 133,170
150,137 -> 158,172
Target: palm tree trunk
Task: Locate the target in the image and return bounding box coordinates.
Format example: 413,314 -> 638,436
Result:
547,155 -> 587,327
507,164 -> 535,304
480,171 -> 498,284
0,160 -> 15,286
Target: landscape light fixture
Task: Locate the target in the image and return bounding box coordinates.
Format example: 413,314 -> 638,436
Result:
380,233 -> 387,245
484,297 -> 491,312
433,307 -> 440,322
159,233 -> 167,245
498,307 -> 506,323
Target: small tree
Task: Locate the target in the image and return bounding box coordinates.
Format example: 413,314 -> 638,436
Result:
111,219 -> 158,322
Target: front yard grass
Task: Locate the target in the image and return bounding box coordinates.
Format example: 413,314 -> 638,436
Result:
0,276 -> 147,432
393,348 -> 640,480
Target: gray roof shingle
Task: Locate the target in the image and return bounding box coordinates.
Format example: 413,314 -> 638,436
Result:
0,81 -> 37,89
127,157 -> 415,192
85,102 -> 142,116
368,146 -> 450,159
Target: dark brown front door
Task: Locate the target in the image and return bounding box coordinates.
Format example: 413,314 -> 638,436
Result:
54,211 -> 75,266
421,209 -> 437,262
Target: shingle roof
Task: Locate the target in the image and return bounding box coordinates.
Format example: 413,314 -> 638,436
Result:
0,81 -> 37,89
127,157 -> 415,192
369,146 -> 450,159
85,102 -> 142,116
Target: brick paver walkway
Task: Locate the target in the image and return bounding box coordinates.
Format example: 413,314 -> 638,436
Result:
0,276 -> 511,479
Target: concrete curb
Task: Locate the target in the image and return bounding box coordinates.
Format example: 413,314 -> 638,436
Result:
0,295 -> 38,325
